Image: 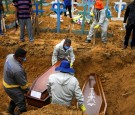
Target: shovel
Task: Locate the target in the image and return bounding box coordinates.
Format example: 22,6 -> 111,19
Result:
1,17 -> 6,32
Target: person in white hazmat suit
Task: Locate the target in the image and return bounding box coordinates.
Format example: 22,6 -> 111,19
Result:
85,0 -> 109,43
47,60 -> 86,112
52,38 -> 75,67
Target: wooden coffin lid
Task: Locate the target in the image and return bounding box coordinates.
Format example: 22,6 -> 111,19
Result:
82,73 -> 107,115
30,61 -> 61,93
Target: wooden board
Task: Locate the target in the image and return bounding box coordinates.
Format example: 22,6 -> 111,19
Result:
82,73 -> 107,115
26,61 -> 61,107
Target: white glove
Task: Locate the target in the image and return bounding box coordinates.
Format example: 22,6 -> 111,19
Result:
123,23 -> 126,29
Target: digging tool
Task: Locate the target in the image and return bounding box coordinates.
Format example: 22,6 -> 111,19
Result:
93,28 -> 98,45
1,17 -> 6,32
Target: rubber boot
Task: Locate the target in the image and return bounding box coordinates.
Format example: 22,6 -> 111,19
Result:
8,100 -> 16,115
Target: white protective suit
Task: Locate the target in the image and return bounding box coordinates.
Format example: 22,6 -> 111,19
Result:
87,8 -> 109,42
52,39 -> 75,65
47,72 -> 84,106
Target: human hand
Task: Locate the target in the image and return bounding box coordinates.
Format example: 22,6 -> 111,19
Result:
70,62 -> 73,68
90,12 -> 94,17
94,24 -> 100,29
23,87 -> 30,95
80,104 -> 86,112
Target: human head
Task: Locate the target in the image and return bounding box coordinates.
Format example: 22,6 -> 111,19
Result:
55,60 -> 75,74
63,38 -> 71,50
94,0 -> 104,10
14,48 -> 27,63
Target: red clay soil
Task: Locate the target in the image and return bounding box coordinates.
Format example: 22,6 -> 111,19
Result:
0,0 -> 135,115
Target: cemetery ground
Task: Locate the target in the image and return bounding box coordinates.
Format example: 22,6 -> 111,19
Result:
0,1 -> 135,115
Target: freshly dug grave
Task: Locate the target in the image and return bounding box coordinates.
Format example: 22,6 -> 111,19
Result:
0,0 -> 135,115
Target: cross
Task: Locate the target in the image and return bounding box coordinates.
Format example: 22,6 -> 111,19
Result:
78,0 -> 94,12
78,4 -> 90,34
115,0 -> 126,19
51,0 -> 66,33
71,0 -> 78,17
33,2 -> 45,15
86,0 -> 94,12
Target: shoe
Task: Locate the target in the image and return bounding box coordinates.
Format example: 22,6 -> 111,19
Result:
122,45 -> 127,49
20,39 -> 25,42
60,19 -> 63,22
102,41 -> 107,44
85,39 -> 91,43
0,33 -> 5,36
29,39 -> 34,42
131,46 -> 135,50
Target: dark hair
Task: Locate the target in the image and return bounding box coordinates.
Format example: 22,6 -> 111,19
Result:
15,48 -> 27,57
64,38 -> 71,45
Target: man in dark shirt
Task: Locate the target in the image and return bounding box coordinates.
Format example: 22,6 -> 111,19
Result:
123,0 -> 135,49
3,48 -> 29,114
64,0 -> 72,18
15,0 -> 34,42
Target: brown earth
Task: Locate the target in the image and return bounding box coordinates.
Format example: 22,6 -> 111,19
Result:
0,0 -> 135,115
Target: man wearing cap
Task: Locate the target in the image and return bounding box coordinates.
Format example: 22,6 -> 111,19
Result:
85,0 -> 109,44
3,48 -> 29,114
52,38 -> 75,67
47,60 -> 86,112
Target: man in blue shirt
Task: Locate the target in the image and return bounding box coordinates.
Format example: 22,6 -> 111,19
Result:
64,0 -> 72,18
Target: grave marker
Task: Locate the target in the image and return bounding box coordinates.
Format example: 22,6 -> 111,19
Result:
51,0 -> 66,33
111,0 -> 126,20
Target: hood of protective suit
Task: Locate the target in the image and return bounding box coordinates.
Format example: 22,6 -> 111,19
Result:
54,72 -> 73,86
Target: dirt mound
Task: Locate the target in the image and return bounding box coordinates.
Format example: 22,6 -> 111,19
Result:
22,104 -> 86,115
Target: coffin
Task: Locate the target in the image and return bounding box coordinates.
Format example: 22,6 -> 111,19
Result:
82,73 -> 107,115
26,61 -> 61,108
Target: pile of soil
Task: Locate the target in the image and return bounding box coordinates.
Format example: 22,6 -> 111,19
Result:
0,0 -> 135,115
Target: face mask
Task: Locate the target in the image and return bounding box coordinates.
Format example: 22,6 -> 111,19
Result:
21,57 -> 26,62
64,46 -> 70,50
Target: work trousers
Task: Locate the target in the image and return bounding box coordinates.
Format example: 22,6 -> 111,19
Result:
87,20 -> 109,42
124,23 -> 135,47
64,6 -> 72,18
4,87 -> 26,111
19,18 -> 34,41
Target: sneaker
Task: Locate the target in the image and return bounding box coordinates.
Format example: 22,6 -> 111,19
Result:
122,45 -> 127,49
85,39 -> 91,43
